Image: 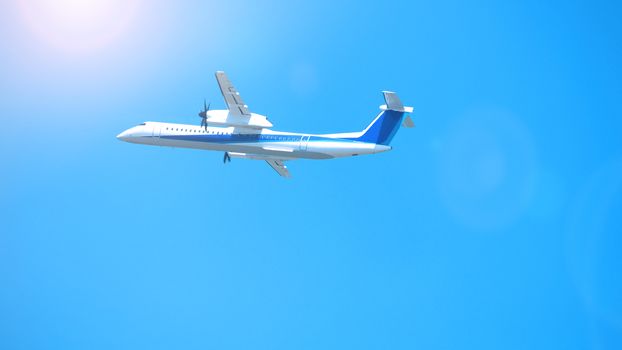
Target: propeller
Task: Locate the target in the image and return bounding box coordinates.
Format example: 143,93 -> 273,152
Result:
223,152 -> 231,164
198,99 -> 210,130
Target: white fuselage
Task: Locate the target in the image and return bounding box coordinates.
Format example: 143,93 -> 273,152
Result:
117,121 -> 391,160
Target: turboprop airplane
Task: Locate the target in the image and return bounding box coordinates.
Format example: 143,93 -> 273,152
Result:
117,71 -> 414,177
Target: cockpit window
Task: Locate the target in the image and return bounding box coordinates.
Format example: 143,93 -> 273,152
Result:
138,123 -> 146,126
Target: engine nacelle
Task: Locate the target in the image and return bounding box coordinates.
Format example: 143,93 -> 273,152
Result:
205,110 -> 273,129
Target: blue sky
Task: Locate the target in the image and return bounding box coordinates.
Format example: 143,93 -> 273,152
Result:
1,0 -> 621,349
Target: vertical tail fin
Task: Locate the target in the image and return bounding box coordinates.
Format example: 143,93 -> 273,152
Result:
354,92 -> 413,145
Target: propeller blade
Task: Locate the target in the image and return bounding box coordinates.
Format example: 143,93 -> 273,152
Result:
199,99 -> 210,130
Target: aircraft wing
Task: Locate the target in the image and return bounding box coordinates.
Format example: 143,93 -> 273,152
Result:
266,160 -> 291,178
215,71 -> 251,116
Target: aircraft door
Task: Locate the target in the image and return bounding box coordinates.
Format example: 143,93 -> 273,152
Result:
299,135 -> 310,151
152,126 -> 161,143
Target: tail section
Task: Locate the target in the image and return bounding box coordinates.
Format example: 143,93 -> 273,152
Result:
355,92 -> 414,145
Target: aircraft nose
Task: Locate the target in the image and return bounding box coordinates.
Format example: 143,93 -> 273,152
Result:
116,129 -> 131,141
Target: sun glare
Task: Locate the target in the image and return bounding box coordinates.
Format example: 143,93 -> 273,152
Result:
18,0 -> 141,54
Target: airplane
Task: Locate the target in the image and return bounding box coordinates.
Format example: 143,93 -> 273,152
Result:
116,71 -> 414,177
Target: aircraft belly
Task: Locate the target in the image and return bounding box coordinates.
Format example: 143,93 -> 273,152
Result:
155,138 -> 333,159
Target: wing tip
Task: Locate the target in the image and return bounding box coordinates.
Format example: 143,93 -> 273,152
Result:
266,160 -> 291,178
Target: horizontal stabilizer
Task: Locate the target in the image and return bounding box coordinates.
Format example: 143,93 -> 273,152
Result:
402,115 -> 415,128
380,91 -> 413,113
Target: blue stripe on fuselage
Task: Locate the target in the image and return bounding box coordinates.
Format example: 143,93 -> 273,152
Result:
159,134 -> 366,145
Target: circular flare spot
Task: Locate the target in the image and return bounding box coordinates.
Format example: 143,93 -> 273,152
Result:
437,108 -> 536,231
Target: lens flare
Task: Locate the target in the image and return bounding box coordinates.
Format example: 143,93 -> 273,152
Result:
18,0 -> 141,54
437,108 -> 537,231
566,159 -> 622,331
